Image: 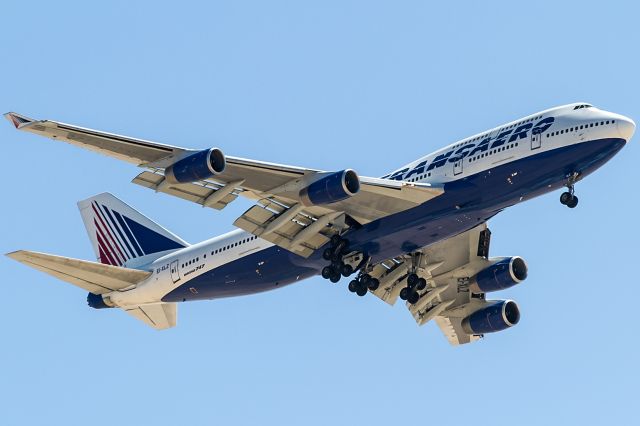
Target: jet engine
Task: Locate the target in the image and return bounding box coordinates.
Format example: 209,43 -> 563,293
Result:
299,169 -> 360,206
164,148 -> 226,184
461,300 -> 520,334
470,256 -> 528,293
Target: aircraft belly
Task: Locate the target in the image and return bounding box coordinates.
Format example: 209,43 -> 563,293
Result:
161,247 -> 316,302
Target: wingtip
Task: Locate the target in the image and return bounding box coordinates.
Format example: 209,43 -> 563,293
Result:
5,250 -> 26,260
4,112 -> 34,129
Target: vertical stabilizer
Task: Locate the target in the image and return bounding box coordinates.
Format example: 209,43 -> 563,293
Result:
78,193 -> 188,267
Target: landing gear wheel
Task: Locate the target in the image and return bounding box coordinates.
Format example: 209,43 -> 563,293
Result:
348,280 -> 358,293
356,286 -> 368,297
407,290 -> 420,305
340,263 -> 354,277
321,266 -> 334,279
329,273 -> 341,283
416,278 -> 427,291
330,235 -> 342,246
367,278 -> 380,291
560,192 -> 572,205
400,287 -> 409,301
567,195 -> 578,208
407,273 -> 419,287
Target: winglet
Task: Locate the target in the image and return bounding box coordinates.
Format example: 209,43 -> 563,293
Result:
4,112 -> 35,129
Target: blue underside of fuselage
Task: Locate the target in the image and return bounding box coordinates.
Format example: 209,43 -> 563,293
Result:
162,137 -> 626,303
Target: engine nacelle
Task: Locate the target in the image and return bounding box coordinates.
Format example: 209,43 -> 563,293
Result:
299,169 -> 360,206
470,256 -> 528,293
164,148 -> 226,184
461,300 -> 520,334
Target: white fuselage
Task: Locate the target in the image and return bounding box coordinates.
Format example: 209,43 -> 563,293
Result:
108,103 -> 634,307
384,103 -> 633,184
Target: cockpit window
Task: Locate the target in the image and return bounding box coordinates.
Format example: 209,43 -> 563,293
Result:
573,104 -> 592,110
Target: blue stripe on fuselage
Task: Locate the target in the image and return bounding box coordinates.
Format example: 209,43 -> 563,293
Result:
164,137 -> 625,302
162,247 -> 316,302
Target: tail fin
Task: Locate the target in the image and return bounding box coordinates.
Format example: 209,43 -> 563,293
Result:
78,193 -> 188,267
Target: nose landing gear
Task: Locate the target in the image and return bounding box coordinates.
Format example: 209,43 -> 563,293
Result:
560,191 -> 578,208
560,172 -> 580,209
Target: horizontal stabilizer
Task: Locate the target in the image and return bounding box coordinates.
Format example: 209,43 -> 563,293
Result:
123,303 -> 177,330
6,250 -> 151,294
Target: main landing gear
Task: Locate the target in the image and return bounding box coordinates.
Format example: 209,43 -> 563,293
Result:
348,273 -> 380,297
320,235 -> 378,297
560,172 -> 580,209
321,235 -> 356,284
399,272 -> 426,305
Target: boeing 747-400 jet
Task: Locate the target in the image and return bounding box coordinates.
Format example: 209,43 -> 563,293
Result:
5,103 -> 634,344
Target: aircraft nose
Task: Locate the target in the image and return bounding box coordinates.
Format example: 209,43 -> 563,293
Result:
617,116 -> 636,142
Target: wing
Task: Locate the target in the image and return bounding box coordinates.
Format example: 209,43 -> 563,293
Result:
366,223 -> 497,345
6,112 -> 443,257
4,112 -> 185,165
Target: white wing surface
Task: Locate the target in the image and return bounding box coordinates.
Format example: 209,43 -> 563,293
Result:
366,223 -> 499,345
6,112 -> 443,257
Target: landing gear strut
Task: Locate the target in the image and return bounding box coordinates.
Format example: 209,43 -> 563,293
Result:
560,172 -> 580,209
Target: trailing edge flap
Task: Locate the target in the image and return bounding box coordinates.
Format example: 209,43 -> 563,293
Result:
6,250 -> 151,295
123,303 -> 177,330
435,316 -> 481,346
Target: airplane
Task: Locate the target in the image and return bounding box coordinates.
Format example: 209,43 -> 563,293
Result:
4,102 -> 635,344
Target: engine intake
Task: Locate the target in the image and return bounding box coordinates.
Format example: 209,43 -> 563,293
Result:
299,169 -> 360,206
470,256 -> 528,293
165,148 -> 226,184
461,300 -> 520,334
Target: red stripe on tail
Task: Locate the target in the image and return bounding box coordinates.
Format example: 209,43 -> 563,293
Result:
92,203 -> 127,263
95,221 -> 120,266
96,233 -> 116,265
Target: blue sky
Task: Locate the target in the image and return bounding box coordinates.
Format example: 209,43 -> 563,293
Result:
1,1 -> 638,425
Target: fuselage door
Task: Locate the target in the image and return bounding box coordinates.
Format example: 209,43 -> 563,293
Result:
170,259 -> 180,283
453,158 -> 463,175
531,128 -> 542,150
